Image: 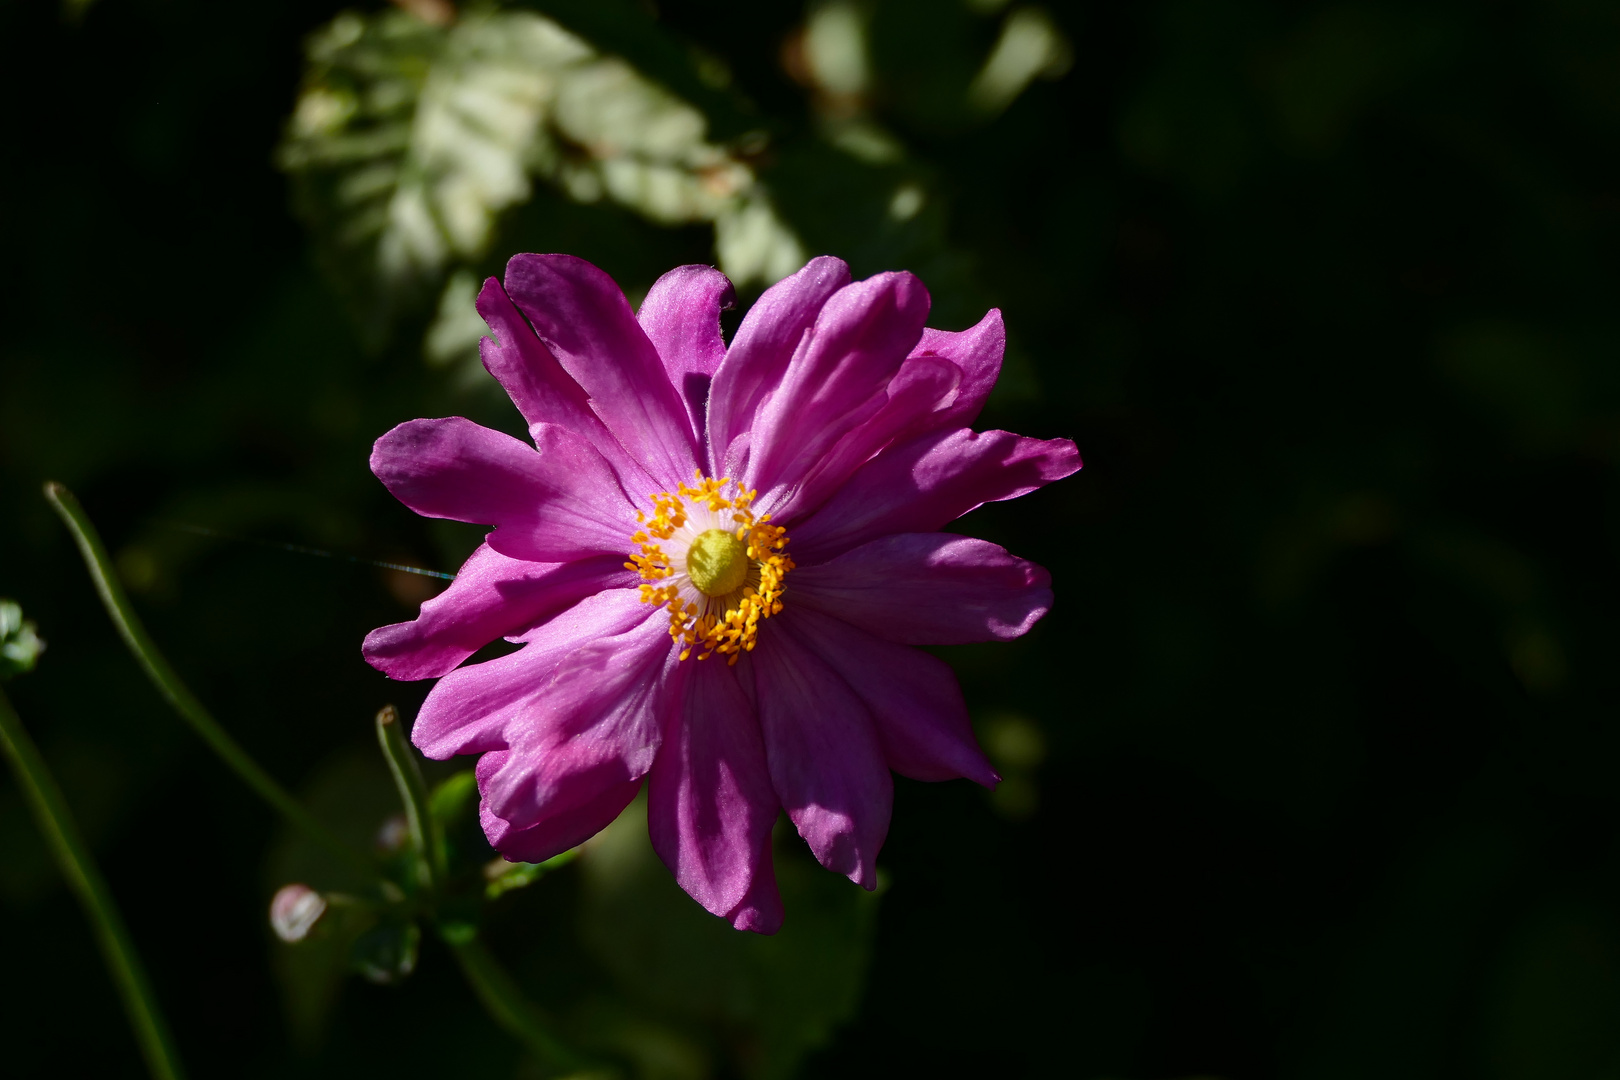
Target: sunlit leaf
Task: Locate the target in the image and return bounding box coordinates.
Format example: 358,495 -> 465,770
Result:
279,5 -> 802,350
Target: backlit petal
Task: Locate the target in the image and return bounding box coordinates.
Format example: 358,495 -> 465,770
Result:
479,614 -> 680,831
638,265 -> 735,456
707,256 -> 850,476
780,607 -> 997,786
790,533 -> 1051,644
745,271 -> 931,502
410,589 -> 653,761
749,619 -> 891,890
766,354 -> 960,521
647,658 -> 783,933
481,772 -> 644,865
363,544 -> 633,681
909,308 -> 1005,432
503,254 -> 700,489
788,427 -> 1080,563
371,417 -> 634,562
476,277 -> 659,494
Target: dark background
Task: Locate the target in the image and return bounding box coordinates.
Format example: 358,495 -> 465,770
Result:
4,0 -> 1620,1076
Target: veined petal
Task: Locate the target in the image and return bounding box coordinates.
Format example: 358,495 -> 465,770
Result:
411,589 -> 653,761
719,854 -> 783,934
479,614 -> 680,831
638,265 -> 735,456
765,354 -> 960,522
477,277 -> 658,494
648,658 -> 783,933
748,621 -> 891,890
371,417 -> 634,562
790,533 -> 1052,645
777,608 -> 997,787
909,308 -> 1005,432
788,427 -> 1081,564
503,254 -> 700,489
707,256 -> 850,475
746,271 -> 932,502
481,772 -> 644,866
363,545 -> 633,681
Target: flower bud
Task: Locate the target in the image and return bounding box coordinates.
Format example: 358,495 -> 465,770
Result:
269,884 -> 327,943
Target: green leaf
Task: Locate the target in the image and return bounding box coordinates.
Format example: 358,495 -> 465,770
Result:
427,768 -> 495,884
279,6 -> 802,351
484,849 -> 578,901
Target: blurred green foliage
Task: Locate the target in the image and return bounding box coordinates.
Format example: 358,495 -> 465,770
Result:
278,4 -> 804,353
574,799 -> 880,1080
0,602 -> 46,681
4,0 -> 1620,1077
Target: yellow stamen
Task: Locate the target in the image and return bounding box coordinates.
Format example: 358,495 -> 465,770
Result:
628,473 -> 794,663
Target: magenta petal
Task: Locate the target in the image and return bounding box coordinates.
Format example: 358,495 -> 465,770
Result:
746,271 -> 932,502
502,254 -> 700,489
707,256 -> 851,475
411,589 -> 653,761
790,533 -> 1052,645
363,544 -> 633,681
909,308 -> 1005,432
647,658 -> 783,933
371,417 -> 634,562
768,354 -> 960,521
481,773 -> 643,865
721,856 -> 784,933
788,427 -> 1082,563
476,276 -> 592,430
779,607 -> 997,787
638,265 -> 735,455
477,277 -> 658,494
749,619 -> 891,890
480,614 -> 680,831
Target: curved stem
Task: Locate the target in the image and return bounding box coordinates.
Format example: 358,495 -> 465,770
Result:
447,935 -> 601,1075
0,685 -> 186,1080
44,482 -> 378,884
375,704 -> 444,891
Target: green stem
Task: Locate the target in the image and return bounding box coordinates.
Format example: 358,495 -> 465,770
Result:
44,482 -> 378,884
0,685 -> 186,1080
447,934 -> 599,1075
375,704 -> 444,891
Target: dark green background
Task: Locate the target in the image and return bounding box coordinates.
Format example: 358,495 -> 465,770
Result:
4,0 -> 1620,1076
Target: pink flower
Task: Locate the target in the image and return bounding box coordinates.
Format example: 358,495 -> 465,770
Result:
365,255 -> 1079,932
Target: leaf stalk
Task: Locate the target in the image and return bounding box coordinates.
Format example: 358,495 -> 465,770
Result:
44,482 -> 379,884
0,685 -> 186,1080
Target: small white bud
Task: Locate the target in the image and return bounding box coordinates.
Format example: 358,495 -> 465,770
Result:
269,884 -> 327,943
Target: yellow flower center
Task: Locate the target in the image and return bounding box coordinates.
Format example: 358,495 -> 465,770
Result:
625,473 -> 794,664
686,529 -> 750,597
